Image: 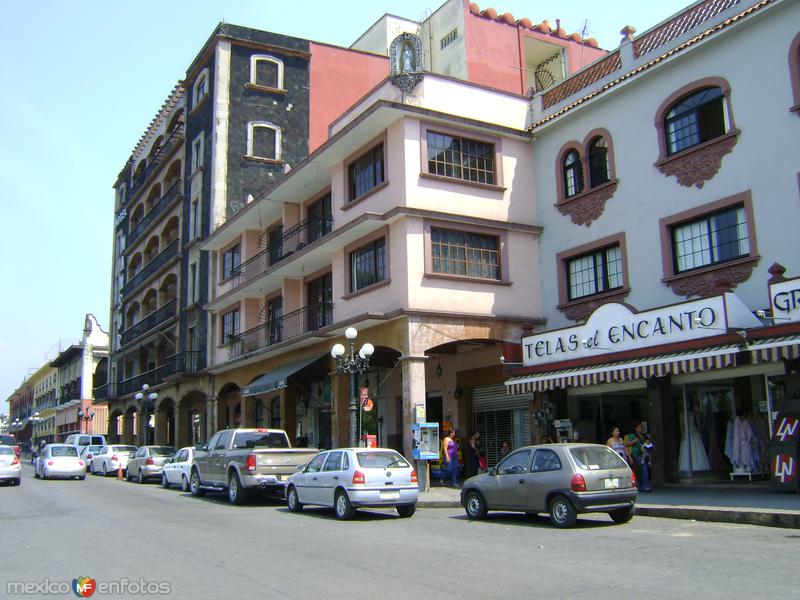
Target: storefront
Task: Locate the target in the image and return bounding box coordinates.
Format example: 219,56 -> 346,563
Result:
471,384 -> 532,466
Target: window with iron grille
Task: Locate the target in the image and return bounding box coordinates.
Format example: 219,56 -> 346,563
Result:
222,309 -> 240,342
350,238 -> 386,292
588,137 -> 610,187
440,29 -> 457,49
563,149 -> 583,197
671,206 -> 749,273
349,144 -> 384,201
665,87 -> 725,155
431,228 -> 499,279
427,131 -> 495,185
566,245 -> 623,301
222,244 -> 240,279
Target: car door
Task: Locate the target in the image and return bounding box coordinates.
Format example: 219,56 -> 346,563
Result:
164,450 -> 180,484
94,447 -> 107,473
195,433 -> 218,483
524,448 -> 566,512
482,449 -> 532,510
131,448 -> 145,476
210,431 -> 232,485
299,452 -> 327,504
318,451 -> 345,507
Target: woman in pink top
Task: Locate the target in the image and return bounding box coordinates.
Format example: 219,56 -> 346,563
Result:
442,429 -> 459,487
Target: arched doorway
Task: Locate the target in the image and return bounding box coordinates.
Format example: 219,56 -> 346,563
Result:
216,383 -> 241,432
123,405 -> 138,445
156,398 -> 176,447
108,410 -> 123,444
178,391 -> 207,448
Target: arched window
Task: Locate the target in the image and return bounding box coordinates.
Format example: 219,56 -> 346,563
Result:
664,87 -> 725,155
588,136 -> 610,187
250,54 -> 284,90
790,32 -> 800,112
192,68 -> 209,109
270,397 -> 281,429
563,150 -> 583,198
247,121 -> 282,161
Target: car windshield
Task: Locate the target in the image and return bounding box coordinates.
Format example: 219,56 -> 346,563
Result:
0,446 -> 15,456
85,446 -> 102,453
150,447 -> 175,456
51,446 -> 79,457
114,446 -> 137,453
232,431 -> 288,449
569,446 -> 629,470
356,451 -> 410,469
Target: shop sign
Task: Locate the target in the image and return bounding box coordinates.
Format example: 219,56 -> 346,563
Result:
522,294 -> 760,367
773,454 -> 795,483
770,277 -> 800,323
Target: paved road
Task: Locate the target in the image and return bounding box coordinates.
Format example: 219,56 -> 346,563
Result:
2,464 -> 798,599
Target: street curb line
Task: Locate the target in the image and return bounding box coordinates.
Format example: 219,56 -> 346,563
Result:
635,506 -> 800,529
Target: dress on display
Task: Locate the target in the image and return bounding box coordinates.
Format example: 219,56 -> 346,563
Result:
679,412 -> 711,472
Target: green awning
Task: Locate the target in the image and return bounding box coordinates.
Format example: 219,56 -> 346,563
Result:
241,356 -> 318,397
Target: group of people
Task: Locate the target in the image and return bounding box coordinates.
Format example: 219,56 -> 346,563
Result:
439,429 -> 498,487
606,421 -> 654,491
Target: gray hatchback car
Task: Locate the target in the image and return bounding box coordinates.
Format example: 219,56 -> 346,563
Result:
460,443 -> 637,528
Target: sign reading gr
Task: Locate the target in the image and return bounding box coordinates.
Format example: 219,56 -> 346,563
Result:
770,277 -> 800,323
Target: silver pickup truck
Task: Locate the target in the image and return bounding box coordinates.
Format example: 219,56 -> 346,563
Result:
189,428 -> 318,505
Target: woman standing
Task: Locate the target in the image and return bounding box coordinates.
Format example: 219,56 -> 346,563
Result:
442,429 -> 459,487
467,432 -> 481,477
606,426 -> 628,464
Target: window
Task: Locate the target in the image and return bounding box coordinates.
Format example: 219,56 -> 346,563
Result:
247,122 -> 281,161
267,296 -> 283,344
350,238 -> 386,292
306,193 -> 332,243
440,29 -> 457,49
431,228 -> 499,279
191,133 -> 204,173
532,449 -> 562,472
497,449 -> 531,475
323,451 -> 343,471
567,245 -> 623,301
189,262 -> 198,303
588,137 -> 610,187
671,205 -> 749,274
349,144 -> 384,201
250,54 -> 284,90
665,87 -> 725,155
192,69 -> 209,109
306,272 -> 333,330
305,453 -> 326,473
562,149 -> 583,197
190,197 -> 200,240
221,309 -> 240,342
222,244 -> 240,279
426,131 -> 495,185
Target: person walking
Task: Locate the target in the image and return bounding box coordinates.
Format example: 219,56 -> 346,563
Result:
441,429 -> 459,487
625,422 -> 652,491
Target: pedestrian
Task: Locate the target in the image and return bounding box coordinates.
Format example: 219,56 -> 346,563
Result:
625,421 -> 652,491
541,435 -> 554,444
467,432 -> 481,477
499,440 -> 510,459
606,426 -> 629,465
441,428 -> 459,487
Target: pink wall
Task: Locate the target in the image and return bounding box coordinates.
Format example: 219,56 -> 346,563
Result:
309,43 -> 389,153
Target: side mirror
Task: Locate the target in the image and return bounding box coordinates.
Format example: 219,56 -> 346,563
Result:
488,467 -> 497,476
296,464 -> 305,472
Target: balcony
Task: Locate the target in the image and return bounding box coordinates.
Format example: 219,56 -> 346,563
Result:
120,298 -> 178,347
115,351 -> 205,396
122,239 -> 179,298
229,302 -> 333,358
127,179 -> 183,247
130,123 -> 185,200
93,383 -> 110,401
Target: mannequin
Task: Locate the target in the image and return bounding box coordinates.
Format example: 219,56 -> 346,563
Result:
678,407 -> 711,472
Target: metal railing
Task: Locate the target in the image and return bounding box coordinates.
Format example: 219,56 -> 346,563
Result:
130,123 -> 185,200
229,302 -> 333,358
542,52 -> 622,109
120,298 -> 178,347
122,239 -> 179,298
127,179 -> 183,247
96,351 -> 203,399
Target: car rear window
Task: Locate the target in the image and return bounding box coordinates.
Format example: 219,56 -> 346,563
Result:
51,446 -> 79,457
569,446 -> 629,470
151,447 -> 175,456
0,446 -> 15,456
85,446 -> 103,453
232,431 -> 289,449
113,446 -> 137,453
355,451 -> 410,469
0,435 -> 16,445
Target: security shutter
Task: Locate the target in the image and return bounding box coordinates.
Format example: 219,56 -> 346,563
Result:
472,385 -> 532,467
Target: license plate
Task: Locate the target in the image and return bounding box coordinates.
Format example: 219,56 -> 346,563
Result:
604,478 -> 619,489
380,490 -> 400,500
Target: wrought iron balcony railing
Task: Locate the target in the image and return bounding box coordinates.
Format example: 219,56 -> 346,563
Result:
127,179 -> 183,247
122,239 -> 179,298
120,298 -> 178,347
96,351 -> 203,399
130,123 -> 185,200
229,302 -> 333,358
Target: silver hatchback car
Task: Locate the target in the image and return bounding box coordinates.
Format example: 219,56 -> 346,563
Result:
285,448 -> 419,520
460,443 -> 637,528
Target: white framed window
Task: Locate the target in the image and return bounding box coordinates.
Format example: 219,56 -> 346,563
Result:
250,54 -> 284,90
192,68 -> 209,109
246,121 -> 282,161
191,133 -> 204,173
190,196 -> 200,240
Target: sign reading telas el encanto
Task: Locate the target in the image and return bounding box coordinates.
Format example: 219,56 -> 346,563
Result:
770,277 -> 800,323
522,294 -> 761,367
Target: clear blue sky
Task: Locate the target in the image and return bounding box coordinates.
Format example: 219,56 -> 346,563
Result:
0,0 -> 692,411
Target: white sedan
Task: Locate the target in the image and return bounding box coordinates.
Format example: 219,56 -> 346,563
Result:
35,444 -> 85,480
285,447 -> 419,520
160,447 -> 194,491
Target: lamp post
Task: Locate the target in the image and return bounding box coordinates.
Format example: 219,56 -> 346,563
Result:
76,408 -> 95,434
331,327 -> 374,447
192,413 -> 201,446
30,412 -> 42,447
135,384 -> 158,445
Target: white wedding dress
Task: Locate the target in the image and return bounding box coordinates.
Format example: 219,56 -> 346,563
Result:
678,413 -> 711,472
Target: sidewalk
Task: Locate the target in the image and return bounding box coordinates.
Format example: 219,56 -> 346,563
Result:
416,481 -> 800,528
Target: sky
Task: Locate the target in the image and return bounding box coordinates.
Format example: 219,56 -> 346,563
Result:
0,0 -> 693,412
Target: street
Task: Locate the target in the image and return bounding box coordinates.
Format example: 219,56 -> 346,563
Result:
2,463 -> 798,600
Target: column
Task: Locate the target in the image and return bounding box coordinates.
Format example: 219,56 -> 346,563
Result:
281,387 -> 297,445
646,375 -> 675,485
401,356 -> 427,489
173,402 -> 184,449
330,372 -> 350,449
206,397 -> 217,441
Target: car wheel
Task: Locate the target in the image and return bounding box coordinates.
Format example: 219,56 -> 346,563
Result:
126,468 -> 132,482
609,505 -> 635,524
334,490 -> 355,520
549,495 -> 577,529
161,473 -> 170,489
137,469 -> 146,484
464,491 -> 487,520
102,464 -> 108,477
286,486 -> 303,513
181,474 -> 190,493
396,504 -> 416,518
190,470 -> 205,497
12,478 -> 20,486
34,469 -> 40,479
228,472 -> 250,505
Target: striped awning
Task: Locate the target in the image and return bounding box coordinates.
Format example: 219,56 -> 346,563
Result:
749,335 -> 800,363
505,344 -> 740,394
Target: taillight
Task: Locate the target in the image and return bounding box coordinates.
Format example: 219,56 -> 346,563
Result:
570,473 -> 587,492
47,461 -> 54,466
87,454 -> 93,459
11,457 -> 19,466
630,470 -> 637,488
111,455 -> 119,462
146,457 -> 155,466
352,470 -> 365,485
410,469 -> 418,484
79,461 -> 84,466
246,454 -> 257,472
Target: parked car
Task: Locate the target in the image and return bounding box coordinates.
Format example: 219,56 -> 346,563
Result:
127,446 -> 175,483
0,445 -> 21,486
91,445 -> 137,476
161,447 -> 194,491
460,443 -> 637,528
285,447 -> 419,520
190,428 -> 318,505
65,434 -> 107,448
79,445 -> 103,472
34,444 -> 85,480
0,433 -> 20,457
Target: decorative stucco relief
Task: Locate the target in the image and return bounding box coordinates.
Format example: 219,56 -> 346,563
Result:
556,180 -> 618,226
558,290 -> 629,322
656,133 -> 738,188
664,258 -> 757,297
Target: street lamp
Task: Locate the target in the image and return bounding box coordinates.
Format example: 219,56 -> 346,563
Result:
331,327 -> 374,447
135,384 -> 158,445
30,412 -> 42,445
76,408 -> 95,433
192,413 -> 201,446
